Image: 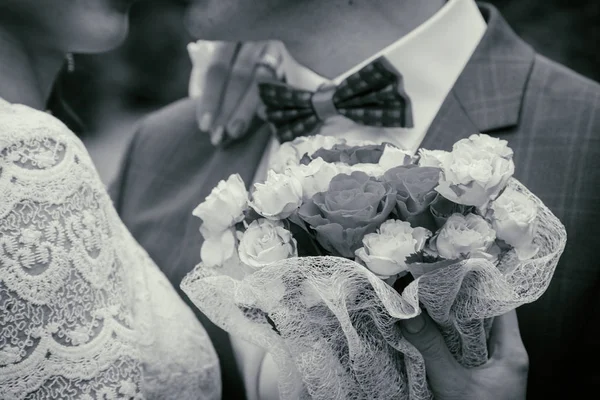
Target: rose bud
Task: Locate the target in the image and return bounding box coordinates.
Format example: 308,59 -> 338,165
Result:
355,220 -> 431,279
429,213 -> 496,260
193,173 -> 248,235
249,170 -> 303,220
489,186 -> 539,260
238,219 -> 298,269
434,134 -> 515,208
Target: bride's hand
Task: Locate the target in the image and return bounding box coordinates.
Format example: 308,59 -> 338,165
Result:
401,309 -> 529,400
188,40 -> 284,146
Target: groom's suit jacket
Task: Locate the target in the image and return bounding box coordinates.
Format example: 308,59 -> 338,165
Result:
110,4 -> 600,399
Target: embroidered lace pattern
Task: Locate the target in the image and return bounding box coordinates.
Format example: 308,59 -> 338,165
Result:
0,99 -> 221,400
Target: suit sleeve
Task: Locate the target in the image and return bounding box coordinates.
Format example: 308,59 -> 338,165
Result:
108,129 -> 141,213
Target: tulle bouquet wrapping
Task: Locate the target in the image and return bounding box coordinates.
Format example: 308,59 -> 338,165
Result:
181,133 -> 566,400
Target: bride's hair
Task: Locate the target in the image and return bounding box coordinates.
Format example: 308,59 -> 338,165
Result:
47,64 -> 86,137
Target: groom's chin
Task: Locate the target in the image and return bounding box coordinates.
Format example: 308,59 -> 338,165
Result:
183,1 -> 270,41
184,8 -> 236,41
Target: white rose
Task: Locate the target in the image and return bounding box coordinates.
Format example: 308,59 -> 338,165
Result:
418,149 -> 450,168
461,133 -> 514,159
435,136 -> 515,208
200,228 -> 236,267
285,158 -> 340,200
250,170 -> 303,219
290,134 -> 342,159
238,219 -> 298,268
269,142 -> 300,174
269,135 -> 343,174
193,174 -> 248,235
355,220 -> 431,279
430,213 -> 496,260
378,144 -> 414,170
490,187 -> 539,260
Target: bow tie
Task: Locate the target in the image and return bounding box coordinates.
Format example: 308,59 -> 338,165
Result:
258,57 -> 413,143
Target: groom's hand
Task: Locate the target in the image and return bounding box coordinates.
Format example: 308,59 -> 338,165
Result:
401,310 -> 529,400
190,41 -> 283,146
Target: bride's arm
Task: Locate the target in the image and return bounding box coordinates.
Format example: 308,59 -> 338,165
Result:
0,106 -> 145,399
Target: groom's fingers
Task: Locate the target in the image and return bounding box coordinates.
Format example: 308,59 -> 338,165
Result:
214,42 -> 273,141
195,42 -> 239,144
487,310 -> 528,366
225,42 -> 283,140
224,78 -> 261,141
400,313 -> 461,385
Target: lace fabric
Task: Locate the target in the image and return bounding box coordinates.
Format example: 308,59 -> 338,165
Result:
182,178 -> 566,400
0,99 -> 221,400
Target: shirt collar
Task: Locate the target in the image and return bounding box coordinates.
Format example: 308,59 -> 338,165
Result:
281,0 -> 486,95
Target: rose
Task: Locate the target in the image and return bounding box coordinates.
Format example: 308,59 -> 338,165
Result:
269,141 -> 300,174
193,174 -> 248,235
429,213 -> 496,260
461,133 -> 513,159
200,228 -> 236,267
285,158 -> 340,201
327,144 -> 413,178
382,165 -> 440,230
270,135 -> 343,173
429,195 -> 475,229
378,145 -> 415,170
293,134 -> 341,159
489,186 -> 539,260
238,219 -> 298,268
435,135 -> 515,208
298,171 -> 396,258
418,149 -> 450,168
355,220 -> 431,279
249,170 -> 303,219
310,143 -> 387,165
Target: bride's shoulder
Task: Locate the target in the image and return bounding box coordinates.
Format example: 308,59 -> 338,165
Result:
0,99 -> 100,217
0,99 -> 79,140
0,100 -> 87,165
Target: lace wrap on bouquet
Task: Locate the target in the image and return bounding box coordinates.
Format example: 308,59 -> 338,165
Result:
182,178 -> 566,400
0,100 -> 220,400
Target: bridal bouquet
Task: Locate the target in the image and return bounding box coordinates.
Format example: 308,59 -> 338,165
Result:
182,133 -> 566,400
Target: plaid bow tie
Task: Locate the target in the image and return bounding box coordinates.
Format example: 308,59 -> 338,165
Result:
258,57 -> 413,143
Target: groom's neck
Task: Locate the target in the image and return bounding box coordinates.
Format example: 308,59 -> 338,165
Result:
279,0 -> 446,78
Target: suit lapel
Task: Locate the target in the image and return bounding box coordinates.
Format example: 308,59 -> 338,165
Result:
421,3 -> 535,150
420,90 -> 479,150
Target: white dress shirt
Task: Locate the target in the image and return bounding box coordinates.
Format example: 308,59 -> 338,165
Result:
254,0 -> 486,184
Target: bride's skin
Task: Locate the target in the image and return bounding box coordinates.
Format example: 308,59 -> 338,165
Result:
0,0 -> 138,109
